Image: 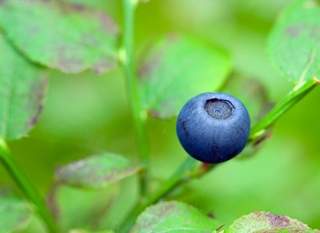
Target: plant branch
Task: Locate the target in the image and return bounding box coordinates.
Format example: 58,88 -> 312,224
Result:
119,78 -> 319,232
250,78 -> 318,141
118,157 -> 200,233
122,0 -> 149,194
0,139 -> 57,233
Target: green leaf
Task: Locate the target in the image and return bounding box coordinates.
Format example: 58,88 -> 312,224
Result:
225,211 -> 313,233
131,201 -> 221,233
0,197 -> 33,233
0,34 -> 47,140
139,35 -> 232,118
0,0 -> 118,74
223,75 -> 273,125
269,0 -> 320,83
55,153 -> 142,189
69,230 -> 114,233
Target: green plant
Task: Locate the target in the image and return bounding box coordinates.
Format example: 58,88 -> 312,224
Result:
0,0 -> 319,233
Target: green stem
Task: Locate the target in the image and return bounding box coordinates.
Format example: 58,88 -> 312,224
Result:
118,157 -> 199,233
144,157 -> 198,204
0,140 -> 57,233
122,0 -> 149,194
250,79 -> 318,140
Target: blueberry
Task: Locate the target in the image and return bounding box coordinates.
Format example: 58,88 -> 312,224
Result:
176,92 -> 251,163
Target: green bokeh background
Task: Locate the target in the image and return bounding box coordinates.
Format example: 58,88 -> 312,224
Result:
1,0 -> 320,231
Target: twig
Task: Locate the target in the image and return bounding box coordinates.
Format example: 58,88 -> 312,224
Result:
0,139 -> 58,233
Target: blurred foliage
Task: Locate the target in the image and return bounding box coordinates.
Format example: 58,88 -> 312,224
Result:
138,35 -> 231,118
0,0 -> 319,232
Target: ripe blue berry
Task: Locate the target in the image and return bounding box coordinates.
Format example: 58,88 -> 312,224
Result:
176,93 -> 250,163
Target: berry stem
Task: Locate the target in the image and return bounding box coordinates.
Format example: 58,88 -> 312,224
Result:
122,0 -> 149,194
250,78 -> 319,141
0,139 -> 57,233
118,157 -> 205,233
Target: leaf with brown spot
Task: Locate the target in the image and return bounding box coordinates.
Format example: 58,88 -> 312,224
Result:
224,211 -> 313,233
138,35 -> 232,119
0,0 -> 118,74
0,196 -> 33,233
55,153 -> 142,189
64,0 -> 108,9
131,201 -> 221,233
269,0 -> 320,83
0,34 -> 47,140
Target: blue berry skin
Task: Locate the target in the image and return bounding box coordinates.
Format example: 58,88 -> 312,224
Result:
176,93 -> 251,163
